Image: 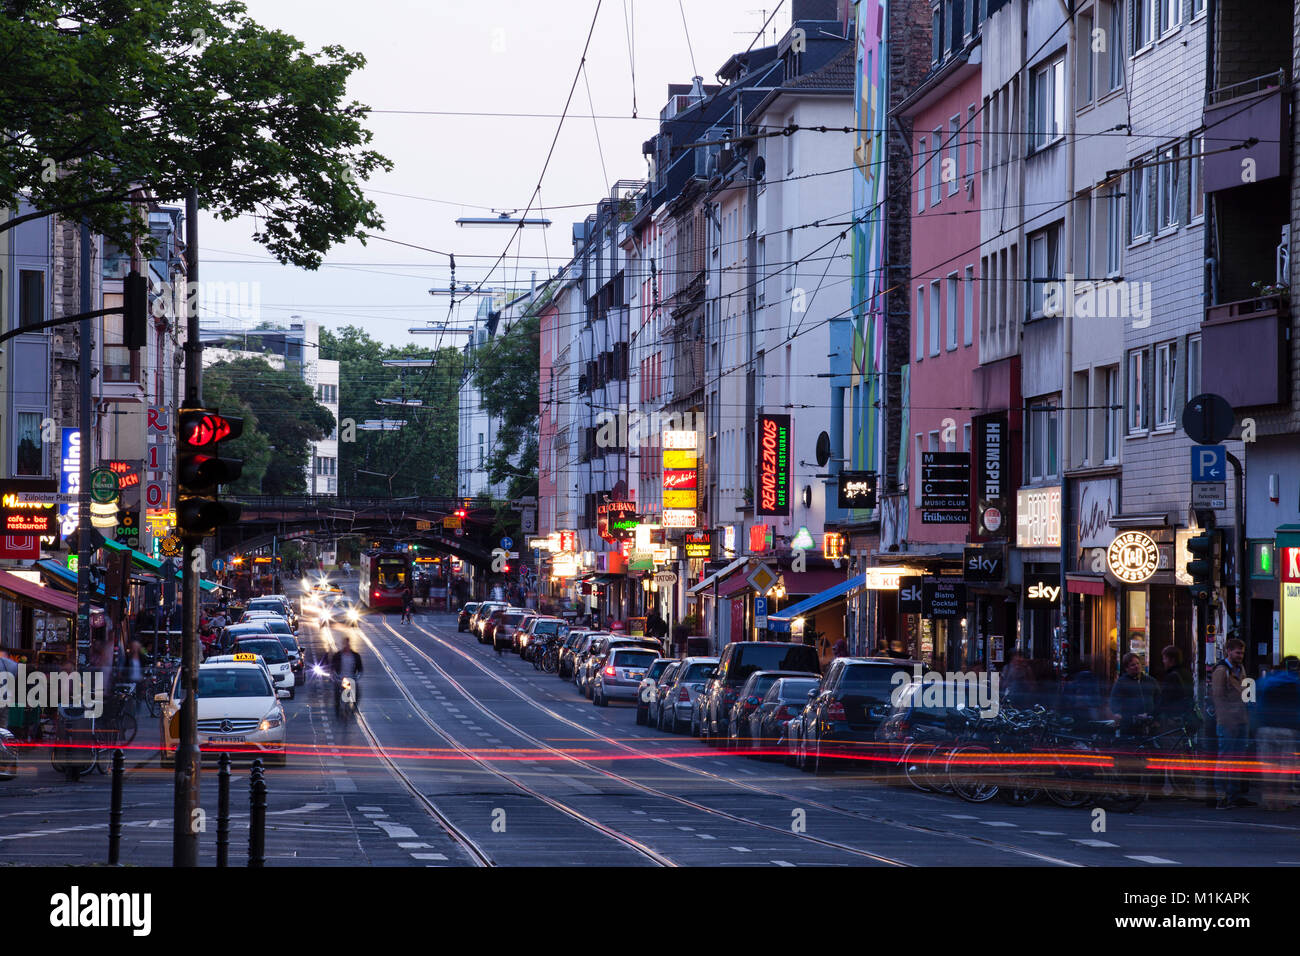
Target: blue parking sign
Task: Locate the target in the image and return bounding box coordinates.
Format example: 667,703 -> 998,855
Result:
1191,445 -> 1226,482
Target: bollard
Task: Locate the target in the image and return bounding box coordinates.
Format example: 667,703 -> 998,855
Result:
108,749 -> 124,864
216,753 -> 231,868
248,759 -> 266,868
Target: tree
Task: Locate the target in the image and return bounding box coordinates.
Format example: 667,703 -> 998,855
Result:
203,357 -> 334,494
0,0 -> 390,267
201,368 -> 271,494
320,326 -> 462,498
472,310 -> 541,502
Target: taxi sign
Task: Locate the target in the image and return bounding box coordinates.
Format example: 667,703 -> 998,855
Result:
232,653 -> 258,662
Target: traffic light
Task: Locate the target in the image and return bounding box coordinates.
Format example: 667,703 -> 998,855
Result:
1186,528 -> 1219,601
123,270 -> 148,349
454,508 -> 467,520
177,407 -> 244,535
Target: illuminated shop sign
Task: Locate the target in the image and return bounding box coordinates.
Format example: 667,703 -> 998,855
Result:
756,414 -> 791,517
1107,531 -> 1160,584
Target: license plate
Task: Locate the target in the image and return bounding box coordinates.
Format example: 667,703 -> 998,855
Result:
627,671 -> 644,680
206,735 -> 246,743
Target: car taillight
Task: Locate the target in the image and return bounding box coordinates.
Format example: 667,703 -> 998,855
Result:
604,665 -> 616,677
371,589 -> 380,599
827,701 -> 847,721
678,688 -> 690,701
775,705 -> 793,719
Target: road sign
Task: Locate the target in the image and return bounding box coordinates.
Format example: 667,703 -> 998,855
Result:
653,570 -> 678,585
14,492 -> 78,504
509,497 -> 538,511
1192,482 -> 1227,509
1182,394 -> 1235,445
746,562 -> 778,595
442,516 -> 462,530
89,467 -> 120,504
520,509 -> 536,534
1191,445 -> 1227,482
415,519 -> 432,531
500,537 -> 514,550
755,596 -> 769,629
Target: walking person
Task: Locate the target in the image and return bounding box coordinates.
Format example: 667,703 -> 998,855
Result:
1108,652 -> 1159,737
1253,656 -> 1300,810
1211,638 -> 1255,809
1155,645 -> 1197,731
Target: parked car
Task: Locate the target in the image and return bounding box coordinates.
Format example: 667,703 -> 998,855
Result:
481,607 -> 514,647
557,630 -> 593,679
570,633 -> 611,692
519,617 -> 567,658
747,676 -> 821,759
458,602 -> 481,633
699,642 -> 821,744
660,657 -> 718,735
591,646 -> 660,707
787,656 -> 860,769
726,670 -> 818,750
493,610 -> 534,652
645,660 -> 682,729
472,603 -> 509,642
217,621 -> 272,654
579,636 -> 661,698
799,657 -> 919,774
634,658 -> 675,725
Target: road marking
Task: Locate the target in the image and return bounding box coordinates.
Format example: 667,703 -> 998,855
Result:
411,852 -> 448,861
730,846 -> 751,853
771,860 -> 795,867
697,834 -> 717,840
398,842 -> 431,849
1026,830 -> 1066,836
356,806 -> 383,812
1072,839 -> 1118,847
981,821 -> 1018,828
630,810 -> 646,814
677,826 -> 695,831
652,818 -> 669,823
373,821 -> 419,839
945,814 -> 978,820
1126,855 -> 1180,865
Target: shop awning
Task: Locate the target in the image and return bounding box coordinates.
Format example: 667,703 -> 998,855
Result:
36,559 -> 106,597
688,556 -> 749,595
0,568 -> 79,617
1067,575 -> 1106,596
103,539 -> 219,592
768,573 -> 867,633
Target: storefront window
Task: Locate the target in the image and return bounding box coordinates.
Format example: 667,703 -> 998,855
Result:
1127,588 -> 1148,665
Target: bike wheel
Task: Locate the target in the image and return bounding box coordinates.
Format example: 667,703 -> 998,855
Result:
901,743 -> 934,792
116,712 -> 138,747
947,745 -> 1000,803
1098,769 -> 1146,812
925,746 -> 957,794
543,652 -> 558,674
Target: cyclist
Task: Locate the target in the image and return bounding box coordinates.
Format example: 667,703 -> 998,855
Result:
330,636 -> 364,717
401,585 -> 414,624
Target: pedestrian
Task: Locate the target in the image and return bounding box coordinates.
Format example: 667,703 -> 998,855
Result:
1155,645 -> 1196,731
1000,649 -> 1036,708
0,650 -> 19,730
1211,638 -> 1255,809
1253,656 -> 1300,810
1060,656 -> 1105,723
1108,652 -> 1158,737
832,636 -> 849,658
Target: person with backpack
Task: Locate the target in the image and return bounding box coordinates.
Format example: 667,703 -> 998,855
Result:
1155,645 -> 1197,730
1211,638 -> 1255,809
1254,656 -> 1300,810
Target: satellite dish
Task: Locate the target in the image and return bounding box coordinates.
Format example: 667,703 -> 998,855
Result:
815,432 -> 831,468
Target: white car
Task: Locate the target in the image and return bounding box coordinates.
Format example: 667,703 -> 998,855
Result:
228,636 -> 296,697
158,656 -> 289,766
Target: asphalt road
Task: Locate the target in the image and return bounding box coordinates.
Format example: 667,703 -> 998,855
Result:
3,601 -> 1298,867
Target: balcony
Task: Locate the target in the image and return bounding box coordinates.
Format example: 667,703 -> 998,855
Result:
1201,295 -> 1290,408
1203,74 -> 1290,194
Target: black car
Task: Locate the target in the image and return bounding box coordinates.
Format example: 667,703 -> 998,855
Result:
700,641 -> 821,744
747,676 -> 821,759
801,657 -> 920,774
634,658 -> 676,725
726,670 -> 818,750
458,602 -> 481,633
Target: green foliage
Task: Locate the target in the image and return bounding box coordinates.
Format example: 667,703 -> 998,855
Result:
471,310 -> 540,501
203,357 -> 334,494
0,0 -> 390,267
320,326 -> 462,497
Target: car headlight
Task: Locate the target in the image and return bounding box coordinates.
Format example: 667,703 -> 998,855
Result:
260,709 -> 284,731
346,608 -> 360,623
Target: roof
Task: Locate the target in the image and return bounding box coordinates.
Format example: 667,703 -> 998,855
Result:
785,45 -> 856,91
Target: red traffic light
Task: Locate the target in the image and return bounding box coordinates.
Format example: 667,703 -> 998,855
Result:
179,408 -> 243,448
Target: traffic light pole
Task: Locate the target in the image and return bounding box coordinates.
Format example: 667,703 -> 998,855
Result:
77,222 -> 93,659
173,187 -> 203,867
1227,451 -> 1250,665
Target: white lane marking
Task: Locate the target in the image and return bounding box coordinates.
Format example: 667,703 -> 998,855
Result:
981,821 -> 1018,828
1072,839 -> 1119,847
677,826 -> 695,831
356,806 -> 383,812
697,834 -> 717,840
374,822 -> 419,839
945,814 -> 978,820
772,860 -> 795,867
398,842 -> 431,848
630,810 -> 646,814
730,846 -> 751,853
411,852 -> 449,861
1027,831 -> 1065,836
652,818 -> 669,823
1126,855 -> 1180,865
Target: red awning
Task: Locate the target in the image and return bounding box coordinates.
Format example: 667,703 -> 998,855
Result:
0,569 -> 78,616
1067,576 -> 1106,596
720,573 -> 750,597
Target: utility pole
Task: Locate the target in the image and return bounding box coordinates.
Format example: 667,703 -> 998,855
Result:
172,187 -> 202,866
77,222 -> 93,653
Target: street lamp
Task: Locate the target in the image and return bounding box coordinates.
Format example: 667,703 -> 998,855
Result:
455,210 -> 551,229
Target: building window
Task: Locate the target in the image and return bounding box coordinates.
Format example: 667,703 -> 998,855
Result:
966,105 -> 977,178
1104,365 -> 1121,463
1133,0 -> 1156,51
1106,1 -> 1124,90
1129,159 -> 1152,242
1027,400 -> 1060,481
947,274 -> 959,350
916,286 -> 926,361
932,4 -> 943,63
1028,223 -> 1062,319
1078,11 -> 1094,106
1105,184 -> 1124,276
1188,134 -> 1204,221
15,412 -> 43,476
1077,192 -> 1093,279
929,280 -> 942,356
1187,333 -> 1201,399
931,128 -> 943,205
917,136 -> 927,212
19,270 -> 44,329
1159,0 -> 1181,34
963,265 -> 975,346
948,116 -> 961,193
1030,56 -> 1065,149
1127,347 -> 1150,434
1156,141 -> 1180,232
1192,0 -> 1206,17
1154,340 -> 1178,427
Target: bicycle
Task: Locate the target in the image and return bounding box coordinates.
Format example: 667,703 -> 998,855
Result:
48,707 -> 119,779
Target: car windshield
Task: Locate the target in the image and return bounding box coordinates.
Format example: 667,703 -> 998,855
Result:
196,668 -> 273,699
274,633 -> 298,652
779,679 -> 820,700
233,640 -> 288,664
732,645 -> 819,681
261,620 -> 291,634
646,660 -> 671,680
533,620 -> 565,636
683,663 -> 716,681
611,650 -> 657,668
502,612 -> 527,625
839,664 -> 906,697
463,604 -> 480,614
746,674 -> 781,696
